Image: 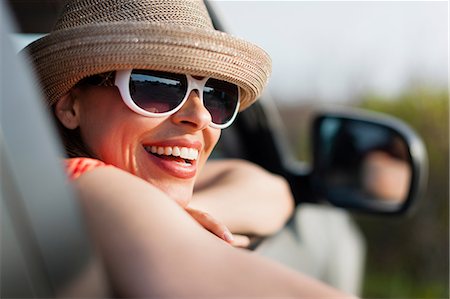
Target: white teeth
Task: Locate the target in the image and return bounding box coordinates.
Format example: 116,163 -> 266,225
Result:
145,145 -> 198,161
188,148 -> 197,160
172,147 -> 181,157
180,147 -> 189,159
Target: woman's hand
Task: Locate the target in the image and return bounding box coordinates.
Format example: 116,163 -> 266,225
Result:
185,207 -> 250,248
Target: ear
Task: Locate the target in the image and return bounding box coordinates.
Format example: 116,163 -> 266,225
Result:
54,91 -> 80,130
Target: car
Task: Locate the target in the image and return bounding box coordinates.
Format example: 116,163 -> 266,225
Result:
1,0 -> 428,297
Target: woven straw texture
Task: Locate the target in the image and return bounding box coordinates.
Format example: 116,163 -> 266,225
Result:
24,0 -> 272,111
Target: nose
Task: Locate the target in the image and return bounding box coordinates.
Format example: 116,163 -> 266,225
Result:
171,90 -> 212,130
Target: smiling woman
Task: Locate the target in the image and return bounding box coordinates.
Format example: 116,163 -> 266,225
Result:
54,69 -> 221,205
18,0 -> 355,297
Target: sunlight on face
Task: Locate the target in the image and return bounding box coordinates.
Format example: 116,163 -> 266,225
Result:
74,84 -> 221,206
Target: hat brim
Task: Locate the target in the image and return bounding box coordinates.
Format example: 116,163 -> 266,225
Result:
25,22 -> 271,111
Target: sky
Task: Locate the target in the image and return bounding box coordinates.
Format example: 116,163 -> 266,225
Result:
211,1 -> 448,104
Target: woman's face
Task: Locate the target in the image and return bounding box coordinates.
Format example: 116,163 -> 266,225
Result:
71,83 -> 221,207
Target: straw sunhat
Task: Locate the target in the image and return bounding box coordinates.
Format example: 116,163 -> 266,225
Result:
24,0 -> 272,111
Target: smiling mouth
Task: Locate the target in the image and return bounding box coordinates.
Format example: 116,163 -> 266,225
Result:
144,145 -> 199,165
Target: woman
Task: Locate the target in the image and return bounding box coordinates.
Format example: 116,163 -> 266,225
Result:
24,0 -> 354,297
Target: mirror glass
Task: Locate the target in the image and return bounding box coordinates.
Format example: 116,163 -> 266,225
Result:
313,116 -> 413,212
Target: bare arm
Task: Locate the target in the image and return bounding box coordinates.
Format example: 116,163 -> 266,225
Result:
191,159 -> 294,236
74,166 -> 353,298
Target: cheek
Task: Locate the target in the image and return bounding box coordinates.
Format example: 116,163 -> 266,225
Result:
210,128 -> 221,150
79,111 -> 163,170
199,128 -> 221,167
79,114 -> 124,159
205,127 -> 221,150
76,91 -> 136,160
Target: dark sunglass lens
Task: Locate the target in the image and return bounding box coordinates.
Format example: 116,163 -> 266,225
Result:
129,70 -> 187,113
203,79 -> 239,125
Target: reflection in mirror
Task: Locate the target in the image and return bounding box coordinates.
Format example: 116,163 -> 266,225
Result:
315,117 -> 412,210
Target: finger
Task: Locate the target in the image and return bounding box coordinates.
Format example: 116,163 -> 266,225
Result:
230,234 -> 251,248
185,208 -> 233,244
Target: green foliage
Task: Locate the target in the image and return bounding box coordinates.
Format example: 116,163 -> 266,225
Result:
355,87 -> 449,298
364,271 -> 449,298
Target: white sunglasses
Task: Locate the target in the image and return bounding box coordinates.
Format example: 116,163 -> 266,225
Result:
114,69 -> 240,129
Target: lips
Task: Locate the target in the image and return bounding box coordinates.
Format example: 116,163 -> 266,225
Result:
142,143 -> 201,179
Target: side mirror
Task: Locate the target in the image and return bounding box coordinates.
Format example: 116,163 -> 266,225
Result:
311,108 -> 428,215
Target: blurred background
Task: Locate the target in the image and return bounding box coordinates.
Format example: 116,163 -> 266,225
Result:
213,1 -> 448,298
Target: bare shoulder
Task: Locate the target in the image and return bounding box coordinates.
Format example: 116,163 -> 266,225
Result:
72,165 -> 175,211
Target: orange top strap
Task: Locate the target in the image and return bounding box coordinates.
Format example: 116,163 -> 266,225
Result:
65,157 -> 109,180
